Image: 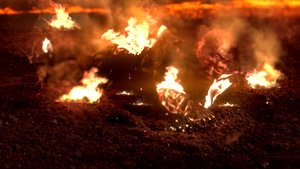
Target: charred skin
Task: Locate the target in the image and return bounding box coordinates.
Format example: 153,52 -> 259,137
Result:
157,88 -> 216,128
196,29 -> 233,79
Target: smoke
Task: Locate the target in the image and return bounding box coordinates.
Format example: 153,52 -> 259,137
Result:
252,30 -> 282,69
204,15 -> 282,72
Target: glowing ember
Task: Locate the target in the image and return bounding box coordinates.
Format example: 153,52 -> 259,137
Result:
49,4 -> 80,30
42,38 -> 53,54
58,68 -> 108,103
101,17 -> 167,55
130,100 -> 150,106
246,63 -> 281,89
116,91 -> 134,96
204,74 -> 233,109
219,102 -> 237,107
156,66 -> 190,114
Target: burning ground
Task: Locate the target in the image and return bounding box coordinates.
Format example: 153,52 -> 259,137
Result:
1,1 -> 300,169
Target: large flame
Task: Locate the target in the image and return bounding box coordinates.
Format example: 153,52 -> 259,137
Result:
246,63 -> 281,89
156,66 -> 188,114
58,68 -> 108,103
42,38 -> 53,54
204,74 -> 233,109
49,4 -> 80,30
101,17 -> 167,55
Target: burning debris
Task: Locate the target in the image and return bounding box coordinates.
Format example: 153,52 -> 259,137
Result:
58,68 -> 108,103
3,0 -> 289,130
49,4 -> 80,30
218,102 -> 238,107
42,38 -> 53,54
115,90 -> 135,96
101,17 -> 167,55
156,66 -> 190,115
246,63 -> 282,89
204,74 -> 233,109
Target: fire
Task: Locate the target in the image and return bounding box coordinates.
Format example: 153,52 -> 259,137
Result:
156,66 -> 188,114
219,102 -> 238,107
244,0 -> 300,7
0,6 -> 110,15
0,7 -> 18,15
101,17 -> 167,55
58,68 -> 108,103
163,1 -> 300,19
49,4 -> 80,30
246,63 -> 281,89
204,74 -> 233,109
42,38 -> 53,54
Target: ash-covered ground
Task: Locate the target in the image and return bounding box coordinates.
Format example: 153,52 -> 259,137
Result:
1,13 -> 300,169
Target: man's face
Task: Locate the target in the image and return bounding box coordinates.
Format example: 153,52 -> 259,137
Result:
196,30 -> 232,78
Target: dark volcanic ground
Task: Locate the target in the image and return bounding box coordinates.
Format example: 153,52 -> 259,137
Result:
1,14 -> 300,169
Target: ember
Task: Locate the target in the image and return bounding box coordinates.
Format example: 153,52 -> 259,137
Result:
101,17 -> 167,55
58,68 -> 108,103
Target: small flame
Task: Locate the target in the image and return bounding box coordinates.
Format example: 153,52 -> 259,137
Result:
156,66 -> 188,114
219,102 -> 237,107
58,68 -> 108,103
246,63 -> 281,89
49,4 -> 79,30
157,66 -> 185,94
116,91 -> 134,96
101,17 -> 167,55
42,38 -> 53,54
204,74 -> 233,109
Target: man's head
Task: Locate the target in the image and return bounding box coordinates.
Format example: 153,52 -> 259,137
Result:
196,29 -> 233,78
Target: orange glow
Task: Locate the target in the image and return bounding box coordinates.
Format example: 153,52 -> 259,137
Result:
49,4 -> 80,30
163,1 -> 300,19
58,68 -> 108,103
0,7 -> 18,15
101,17 -> 167,55
156,66 -> 188,114
42,38 -> 53,54
204,74 -> 233,109
244,0 -> 300,7
246,63 -> 281,89
0,6 -> 109,15
1,1 -> 300,17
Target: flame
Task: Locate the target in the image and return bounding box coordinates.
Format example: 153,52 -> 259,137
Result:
157,66 -> 185,94
42,38 -> 53,54
244,0 -> 300,7
163,1 -> 300,19
204,74 -> 233,109
101,17 -> 167,55
58,68 -> 108,103
219,102 -> 238,107
116,90 -> 134,96
0,7 -> 18,15
0,6 -> 110,15
246,63 -> 281,89
156,66 -> 189,114
49,4 -> 80,30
